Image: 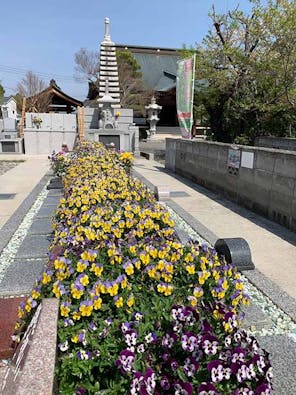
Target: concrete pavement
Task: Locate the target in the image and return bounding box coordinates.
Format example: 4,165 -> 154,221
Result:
134,157 -> 296,300
0,155 -> 50,230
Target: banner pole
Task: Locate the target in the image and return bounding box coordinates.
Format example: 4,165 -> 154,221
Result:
190,53 -> 196,139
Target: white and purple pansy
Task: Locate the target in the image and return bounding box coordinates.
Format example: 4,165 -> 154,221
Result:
202,334 -> 219,355
115,349 -> 135,373
181,332 -> 200,352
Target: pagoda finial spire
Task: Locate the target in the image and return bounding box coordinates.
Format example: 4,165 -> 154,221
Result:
104,17 -> 111,42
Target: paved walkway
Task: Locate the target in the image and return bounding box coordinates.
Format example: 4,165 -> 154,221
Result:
134,157 -> 296,300
0,155 -> 50,230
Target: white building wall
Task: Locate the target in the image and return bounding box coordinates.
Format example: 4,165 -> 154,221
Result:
1,98 -> 17,119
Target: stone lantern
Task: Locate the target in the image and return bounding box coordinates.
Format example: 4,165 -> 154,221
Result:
145,96 -> 162,139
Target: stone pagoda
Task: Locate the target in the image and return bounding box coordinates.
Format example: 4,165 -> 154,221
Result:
98,17 -> 120,108
84,17 -> 139,154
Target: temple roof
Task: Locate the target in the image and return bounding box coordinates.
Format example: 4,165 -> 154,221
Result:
115,44 -> 181,92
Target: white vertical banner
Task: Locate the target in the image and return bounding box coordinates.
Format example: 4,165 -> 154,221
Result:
176,54 -> 196,139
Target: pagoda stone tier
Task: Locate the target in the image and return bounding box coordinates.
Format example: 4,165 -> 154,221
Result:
98,17 -> 120,108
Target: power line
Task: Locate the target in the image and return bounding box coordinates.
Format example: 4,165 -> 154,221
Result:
0,64 -> 86,84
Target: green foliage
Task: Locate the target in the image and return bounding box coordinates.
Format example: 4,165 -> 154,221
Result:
0,82 -> 5,100
186,0 -> 296,142
116,50 -> 151,115
116,50 -> 142,79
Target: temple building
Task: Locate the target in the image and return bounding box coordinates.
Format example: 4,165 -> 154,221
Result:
115,44 -> 180,126
87,40 -> 180,126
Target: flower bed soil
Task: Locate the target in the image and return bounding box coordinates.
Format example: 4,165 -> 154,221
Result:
0,296 -> 27,358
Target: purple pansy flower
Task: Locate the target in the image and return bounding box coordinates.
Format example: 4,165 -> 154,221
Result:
115,349 -> 135,373
181,332 -> 199,352
162,332 -> 177,348
202,334 -> 219,355
198,382 -> 217,395
174,381 -> 193,395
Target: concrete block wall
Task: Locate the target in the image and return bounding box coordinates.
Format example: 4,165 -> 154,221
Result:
24,130 -> 77,155
25,113 -> 76,131
255,136 -> 296,151
165,138 -> 296,231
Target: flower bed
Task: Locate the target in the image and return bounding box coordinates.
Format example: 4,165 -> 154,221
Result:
15,142 -> 272,394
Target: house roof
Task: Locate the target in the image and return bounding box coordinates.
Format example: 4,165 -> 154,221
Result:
26,79 -> 83,112
1,96 -> 15,105
40,80 -> 83,107
115,44 -> 181,92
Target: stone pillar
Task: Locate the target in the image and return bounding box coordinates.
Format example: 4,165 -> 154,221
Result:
77,106 -> 85,141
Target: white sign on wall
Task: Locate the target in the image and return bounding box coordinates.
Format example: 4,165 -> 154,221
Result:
241,151 -> 254,169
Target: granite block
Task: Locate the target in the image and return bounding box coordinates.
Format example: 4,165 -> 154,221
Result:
215,238 -> 255,271
28,218 -> 53,235
154,185 -> 170,201
0,259 -> 46,296
16,234 -> 51,258
258,334 -> 296,395
42,195 -> 61,206
36,204 -> 57,218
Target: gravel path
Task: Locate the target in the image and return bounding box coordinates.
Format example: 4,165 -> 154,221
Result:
0,161 -> 22,176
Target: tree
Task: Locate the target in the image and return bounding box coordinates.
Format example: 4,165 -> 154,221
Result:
187,0 -> 296,142
17,71 -> 50,112
74,48 -> 99,83
0,82 -> 4,100
0,82 -> 4,118
116,50 -> 152,115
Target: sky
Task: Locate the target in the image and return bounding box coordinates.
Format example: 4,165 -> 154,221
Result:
0,0 -> 255,101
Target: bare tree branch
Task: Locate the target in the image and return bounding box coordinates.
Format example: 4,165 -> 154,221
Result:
17,71 -> 51,112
